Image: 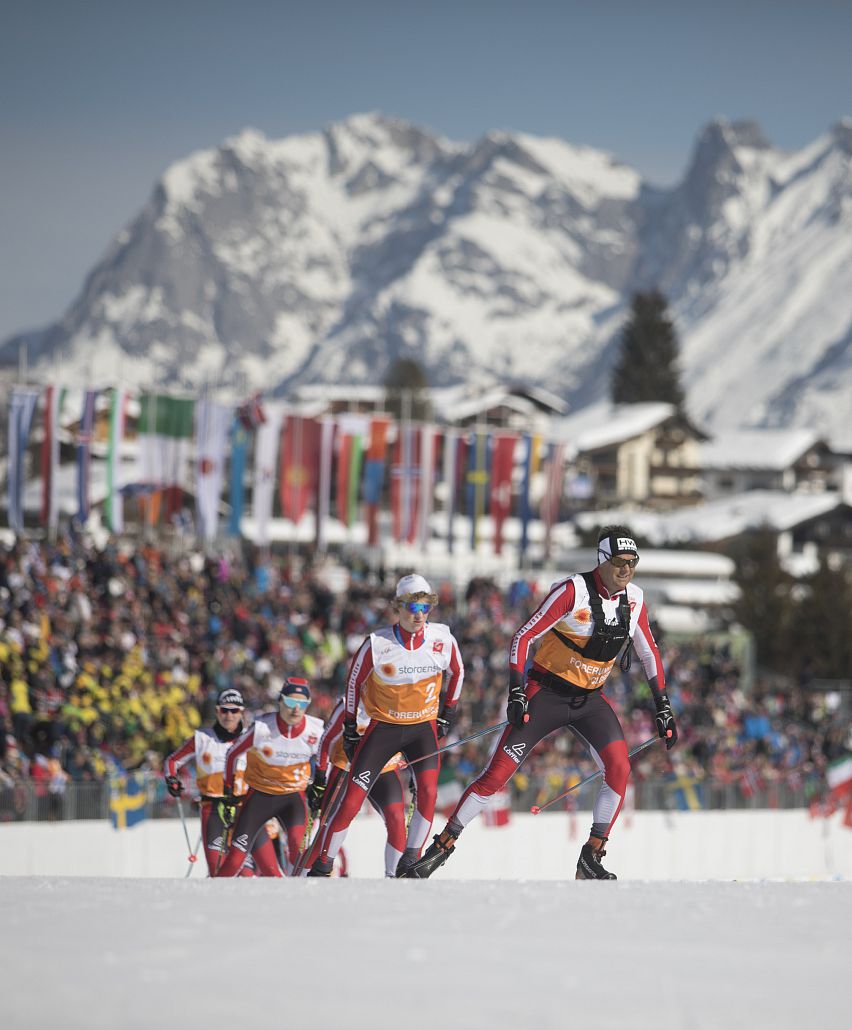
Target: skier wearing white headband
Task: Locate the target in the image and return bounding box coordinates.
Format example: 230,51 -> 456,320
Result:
405,525 -> 676,882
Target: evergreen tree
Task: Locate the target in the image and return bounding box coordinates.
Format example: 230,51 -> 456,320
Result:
384,357 -> 432,422
729,530 -> 796,674
794,556 -> 852,681
611,290 -> 685,407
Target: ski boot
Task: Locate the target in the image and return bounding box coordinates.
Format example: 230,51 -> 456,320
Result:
398,824 -> 460,879
393,847 -> 421,878
576,836 -> 617,880
307,856 -> 334,877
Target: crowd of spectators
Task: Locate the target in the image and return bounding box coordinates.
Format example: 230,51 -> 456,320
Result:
1,533 -> 849,821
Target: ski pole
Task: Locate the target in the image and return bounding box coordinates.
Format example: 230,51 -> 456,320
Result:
398,720 -> 510,771
184,835 -> 202,878
530,735 -> 660,814
175,795 -> 199,867
293,771 -> 347,876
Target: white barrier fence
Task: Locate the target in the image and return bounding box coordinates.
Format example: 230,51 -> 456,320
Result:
2,809 -> 851,880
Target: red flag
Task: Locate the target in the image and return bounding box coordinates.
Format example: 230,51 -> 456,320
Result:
541,442 -> 566,559
279,416 -> 321,522
489,433 -> 517,555
364,416 -> 391,546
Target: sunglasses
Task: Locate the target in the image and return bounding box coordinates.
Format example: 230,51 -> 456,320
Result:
404,602 -> 432,614
280,695 -> 309,710
217,707 -> 242,714
609,556 -> 639,569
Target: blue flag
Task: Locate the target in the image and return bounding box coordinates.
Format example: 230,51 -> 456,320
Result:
667,772 -> 704,811
109,767 -> 147,829
229,419 -> 249,537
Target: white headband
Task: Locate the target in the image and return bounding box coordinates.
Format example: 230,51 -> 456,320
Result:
598,534 -> 639,565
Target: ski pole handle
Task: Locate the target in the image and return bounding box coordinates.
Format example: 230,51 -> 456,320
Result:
530,735 -> 659,814
399,720 -> 509,771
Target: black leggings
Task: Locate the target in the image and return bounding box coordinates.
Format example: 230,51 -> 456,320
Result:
216,789 -> 309,876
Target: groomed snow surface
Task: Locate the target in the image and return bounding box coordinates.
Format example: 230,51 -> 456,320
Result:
1,876 -> 849,1029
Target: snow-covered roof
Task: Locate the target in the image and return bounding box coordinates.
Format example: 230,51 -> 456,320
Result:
548,547 -> 735,579
699,428 -> 821,471
576,489 -> 844,545
549,401 -> 678,454
434,388 -> 541,424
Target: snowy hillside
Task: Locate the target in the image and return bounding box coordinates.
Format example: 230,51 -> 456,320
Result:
2,112 -> 851,442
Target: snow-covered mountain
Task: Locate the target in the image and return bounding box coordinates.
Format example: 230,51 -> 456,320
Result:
3,112 -> 851,442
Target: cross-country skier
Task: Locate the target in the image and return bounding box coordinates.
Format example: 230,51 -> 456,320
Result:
301,695 -> 408,876
215,677 -> 323,876
403,526 -> 677,880
164,687 -> 263,876
307,574 -> 464,877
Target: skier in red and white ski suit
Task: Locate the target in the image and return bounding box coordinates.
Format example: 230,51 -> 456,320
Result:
406,526 -> 677,880
308,574 -> 464,877
164,688 -> 263,876
216,678 -> 323,877
303,696 -> 408,876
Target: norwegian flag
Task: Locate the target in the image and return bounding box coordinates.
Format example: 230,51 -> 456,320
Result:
739,767 -> 766,800
238,393 -> 267,431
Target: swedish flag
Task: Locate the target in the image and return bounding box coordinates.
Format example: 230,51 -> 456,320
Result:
109,769 -> 148,829
667,771 -> 704,811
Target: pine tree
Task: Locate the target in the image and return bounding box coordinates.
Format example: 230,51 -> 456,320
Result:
384,358 -> 432,422
729,530 -> 796,673
611,290 -> 685,407
794,556 -> 852,680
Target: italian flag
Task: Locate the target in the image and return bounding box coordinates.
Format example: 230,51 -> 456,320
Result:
136,393 -> 195,523
827,755 -> 852,799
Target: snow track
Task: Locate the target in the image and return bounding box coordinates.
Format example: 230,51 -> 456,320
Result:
1,877 -> 847,1029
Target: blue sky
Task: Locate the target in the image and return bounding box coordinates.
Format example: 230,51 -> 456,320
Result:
2,0 -> 850,343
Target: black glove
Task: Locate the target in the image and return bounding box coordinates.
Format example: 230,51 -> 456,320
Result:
654,693 -> 678,750
343,719 -> 360,763
506,685 -> 528,729
307,768 -> 327,815
436,705 -> 455,740
217,788 -> 238,828
165,774 -> 183,798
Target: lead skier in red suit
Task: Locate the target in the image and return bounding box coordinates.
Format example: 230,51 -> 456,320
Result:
404,526 -> 677,880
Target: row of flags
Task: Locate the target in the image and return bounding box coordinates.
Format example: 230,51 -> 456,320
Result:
6,386 -> 574,556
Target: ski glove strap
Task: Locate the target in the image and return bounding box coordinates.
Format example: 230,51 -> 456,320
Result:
506,685 -> 529,729
436,705 -> 456,740
654,693 -> 678,750
218,799 -> 238,828
307,769 -> 327,815
218,787 -> 238,828
343,719 -> 360,762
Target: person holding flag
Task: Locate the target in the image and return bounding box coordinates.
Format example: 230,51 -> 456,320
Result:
215,677 -> 324,877
308,574 -> 465,877
403,526 -> 676,881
